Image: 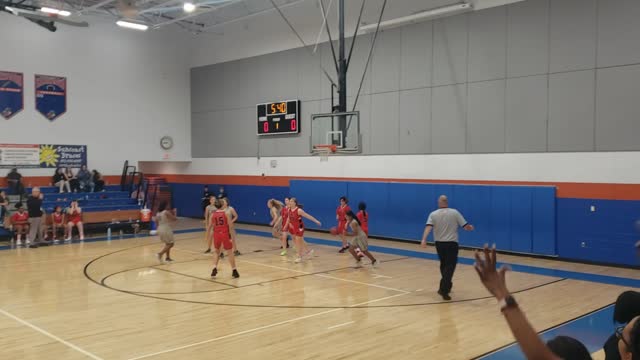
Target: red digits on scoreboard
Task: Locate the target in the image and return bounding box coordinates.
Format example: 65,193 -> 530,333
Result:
263,122 -> 269,133
290,119 -> 296,131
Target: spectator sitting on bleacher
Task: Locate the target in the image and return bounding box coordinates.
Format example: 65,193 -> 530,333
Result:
53,168 -> 71,193
65,168 -> 80,193
92,170 -> 105,192
0,190 -> 7,227
10,203 -> 29,245
66,200 -> 84,241
6,168 -> 23,195
77,165 -> 94,192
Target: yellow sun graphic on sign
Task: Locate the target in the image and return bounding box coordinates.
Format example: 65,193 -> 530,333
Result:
40,145 -> 59,167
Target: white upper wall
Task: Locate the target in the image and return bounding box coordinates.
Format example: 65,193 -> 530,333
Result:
0,14 -> 191,176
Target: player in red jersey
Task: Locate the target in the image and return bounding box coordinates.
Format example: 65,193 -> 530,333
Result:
283,197 -> 321,263
51,205 -> 66,242
356,202 -> 369,236
210,199 -> 239,278
336,196 -> 351,253
10,203 -> 29,245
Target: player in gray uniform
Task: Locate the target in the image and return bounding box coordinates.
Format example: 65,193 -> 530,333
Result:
154,201 -> 177,263
345,210 -> 377,267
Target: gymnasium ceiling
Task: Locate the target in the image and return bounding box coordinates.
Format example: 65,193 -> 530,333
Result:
1,0 -> 523,34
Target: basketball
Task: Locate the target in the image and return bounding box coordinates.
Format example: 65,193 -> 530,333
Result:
330,226 -> 338,235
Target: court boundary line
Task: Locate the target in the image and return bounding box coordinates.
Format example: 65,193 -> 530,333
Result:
234,228 -> 640,288
100,252 -> 411,295
472,302 -> 616,359
124,292 -> 410,360
0,307 -> 104,360
83,241 -> 568,308
152,266 -> 239,288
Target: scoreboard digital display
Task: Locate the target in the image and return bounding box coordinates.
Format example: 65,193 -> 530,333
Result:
257,100 -> 300,136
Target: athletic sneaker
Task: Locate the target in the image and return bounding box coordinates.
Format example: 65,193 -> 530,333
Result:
234,250 -> 241,256
304,249 -> 315,259
232,269 -> 240,278
16,239 -> 22,246
64,237 -> 72,242
438,290 -> 451,301
280,250 -> 287,256
338,246 -> 349,253
204,249 -> 211,254
294,257 -> 303,263
210,268 -> 218,277
165,258 -> 174,263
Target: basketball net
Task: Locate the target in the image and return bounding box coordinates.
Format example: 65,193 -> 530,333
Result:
312,144 -> 337,162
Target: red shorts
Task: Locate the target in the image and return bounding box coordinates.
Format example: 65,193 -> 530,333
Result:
289,226 -> 304,237
214,233 -> 233,250
337,221 -> 347,235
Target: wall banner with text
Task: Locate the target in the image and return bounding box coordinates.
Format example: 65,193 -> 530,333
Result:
0,71 -> 24,120
35,74 -> 66,121
0,144 -> 87,169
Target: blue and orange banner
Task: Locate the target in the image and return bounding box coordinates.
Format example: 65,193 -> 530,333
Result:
0,71 -> 24,120
35,74 -> 66,121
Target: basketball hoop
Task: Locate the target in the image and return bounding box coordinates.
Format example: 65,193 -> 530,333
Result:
312,144 -> 337,161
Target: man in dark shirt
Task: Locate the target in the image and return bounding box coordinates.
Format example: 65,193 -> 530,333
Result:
216,185 -> 228,200
26,187 -> 46,247
6,168 -> 23,195
201,185 -> 212,214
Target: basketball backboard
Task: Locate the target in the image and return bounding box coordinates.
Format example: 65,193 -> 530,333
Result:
310,111 -> 361,154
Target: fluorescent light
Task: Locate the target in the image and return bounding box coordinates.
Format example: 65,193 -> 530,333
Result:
183,2 -> 196,13
4,6 -> 19,15
360,2 -> 472,33
116,20 -> 149,31
40,7 -> 71,16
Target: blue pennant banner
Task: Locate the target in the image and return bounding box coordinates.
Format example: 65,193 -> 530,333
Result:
35,74 -> 66,121
0,71 -> 24,120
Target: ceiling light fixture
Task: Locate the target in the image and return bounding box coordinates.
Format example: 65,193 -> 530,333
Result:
116,20 -> 149,31
359,2 -> 472,33
183,2 -> 196,13
40,7 -> 72,17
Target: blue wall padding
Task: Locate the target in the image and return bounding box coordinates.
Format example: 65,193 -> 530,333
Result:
532,187 -> 557,255
557,198 -> 640,266
286,180 -> 555,255
289,180 -> 349,231
170,183 -> 288,223
510,187 -> 534,253
169,179 -> 640,265
490,186 -> 512,251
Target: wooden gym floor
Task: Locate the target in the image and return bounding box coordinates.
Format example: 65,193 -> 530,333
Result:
0,220 -> 637,359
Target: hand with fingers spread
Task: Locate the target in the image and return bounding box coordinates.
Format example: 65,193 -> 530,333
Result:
474,244 -> 510,300
473,244 -> 563,360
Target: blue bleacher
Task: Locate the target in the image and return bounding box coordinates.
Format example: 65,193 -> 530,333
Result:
1,185 -> 140,213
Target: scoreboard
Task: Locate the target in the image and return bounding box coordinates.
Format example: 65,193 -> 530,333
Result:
257,100 -> 300,136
